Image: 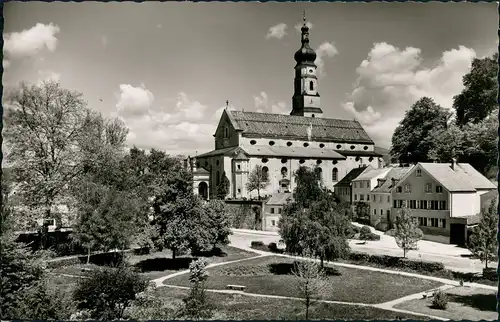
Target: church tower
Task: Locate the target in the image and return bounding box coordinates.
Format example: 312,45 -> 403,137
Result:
290,12 -> 323,118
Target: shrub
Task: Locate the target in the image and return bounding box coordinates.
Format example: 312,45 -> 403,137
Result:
251,241 -> 265,248
347,252 -> 445,273
360,226 -> 371,235
73,265 -> 149,320
364,233 -> 381,241
431,290 -> 448,310
268,242 -> 278,251
483,267 -> 497,281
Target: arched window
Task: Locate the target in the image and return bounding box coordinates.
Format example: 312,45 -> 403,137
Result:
281,167 -> 288,177
281,158 -> 288,164
316,160 -> 322,165
309,81 -> 314,91
332,160 -> 338,165
332,168 -> 338,182
312,114 -> 315,118
299,159 -> 305,164
216,171 -> 220,185
315,167 -> 323,180
262,166 -> 269,179
262,158 -> 268,163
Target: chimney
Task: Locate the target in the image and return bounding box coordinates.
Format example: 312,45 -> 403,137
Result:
451,158 -> 457,170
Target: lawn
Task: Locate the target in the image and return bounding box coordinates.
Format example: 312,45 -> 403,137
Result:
154,286 -> 431,320
164,255 -> 444,304
394,286 -> 497,321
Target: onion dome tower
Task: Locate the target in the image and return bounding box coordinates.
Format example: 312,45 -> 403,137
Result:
290,11 -> 323,118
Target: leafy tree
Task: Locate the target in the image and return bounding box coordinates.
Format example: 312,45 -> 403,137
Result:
427,123 -> 465,163
72,181 -> 143,264
216,172 -> 230,200
181,258 -> 212,319
155,193 -> 210,259
204,199 -> 232,251
354,201 -> 371,225
246,165 -> 270,199
125,282 -> 183,320
292,255 -> 328,320
468,197 -> 498,269
454,53 -> 498,126
390,97 -> 451,164
279,167 -> 351,267
3,81 -> 92,228
73,265 -> 149,320
392,206 -> 423,258
293,166 -> 325,209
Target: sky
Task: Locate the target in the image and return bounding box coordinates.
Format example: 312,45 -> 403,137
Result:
3,2 -> 498,156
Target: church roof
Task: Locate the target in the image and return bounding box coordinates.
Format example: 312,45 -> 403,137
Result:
196,145 -> 346,160
226,110 -> 374,144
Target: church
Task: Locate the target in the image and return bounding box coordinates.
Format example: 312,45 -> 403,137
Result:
191,17 -> 383,200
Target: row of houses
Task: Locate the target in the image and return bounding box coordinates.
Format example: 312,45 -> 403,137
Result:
262,160 -> 497,246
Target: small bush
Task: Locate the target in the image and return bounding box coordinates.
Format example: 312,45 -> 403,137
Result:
251,241 -> 264,247
347,252 -> 445,273
268,242 -> 278,251
431,290 -> 448,310
360,226 -> 371,235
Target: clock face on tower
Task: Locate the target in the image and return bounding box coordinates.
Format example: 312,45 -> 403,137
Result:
304,96 -> 320,108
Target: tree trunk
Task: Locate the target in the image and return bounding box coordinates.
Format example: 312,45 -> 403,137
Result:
172,248 -> 176,260
257,187 -> 260,200
403,247 -> 407,259
305,297 -> 310,320
320,256 -> 324,269
87,246 -> 91,264
485,256 -> 488,269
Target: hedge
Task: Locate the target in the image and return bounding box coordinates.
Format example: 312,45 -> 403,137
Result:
45,247 -> 148,269
347,252 -> 445,273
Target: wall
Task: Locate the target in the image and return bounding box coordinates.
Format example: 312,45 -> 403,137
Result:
369,192 -> 391,227
214,112 -> 240,150
263,204 -> 283,232
450,192 -> 480,217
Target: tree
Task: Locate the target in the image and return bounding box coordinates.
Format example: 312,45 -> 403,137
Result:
354,201 -> 370,225
468,197 -> 498,269
427,123 -> 465,163
246,165 -> 270,199
292,255 -> 328,320
293,166 -> 325,209
392,206 -> 423,258
279,167 -> 351,267
182,258 -> 212,319
3,81 -> 92,228
216,172 -> 230,200
73,265 -> 149,320
72,182 -> 143,264
454,53 -> 498,126
390,97 -> 451,164
203,199 -> 232,251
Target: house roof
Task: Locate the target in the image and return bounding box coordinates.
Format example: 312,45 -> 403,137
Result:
335,166 -> 370,187
353,167 -> 391,181
418,163 -> 496,193
226,110 -> 374,144
266,192 -> 294,205
372,167 -> 413,193
197,145 -> 346,160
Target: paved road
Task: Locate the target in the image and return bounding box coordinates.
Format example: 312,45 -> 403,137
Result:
229,229 -> 495,273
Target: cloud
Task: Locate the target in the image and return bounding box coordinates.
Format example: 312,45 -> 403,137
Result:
115,88 -> 224,155
4,23 -> 60,59
315,42 -> 338,77
254,91 -> 289,114
116,84 -> 155,116
295,21 -> 313,32
37,70 -> 61,83
100,35 -> 108,47
343,42 -> 476,147
156,24 -> 162,29
266,23 -> 287,40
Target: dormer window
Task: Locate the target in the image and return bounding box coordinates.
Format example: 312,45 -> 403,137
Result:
250,140 -> 257,145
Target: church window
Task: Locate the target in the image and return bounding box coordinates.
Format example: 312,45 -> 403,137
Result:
281,158 -> 287,164
262,158 -> 268,163
237,164 -> 241,170
238,188 -> 241,193
312,114 -> 315,118
350,145 -> 356,150
319,143 -> 325,148
299,159 -> 305,164
269,141 -> 275,146
369,157 -> 374,162
355,156 -> 360,162
303,143 -> 309,147
363,146 -> 368,150
336,144 -> 342,149
309,81 -> 314,91
316,160 -> 322,165
309,69 -> 313,73
281,167 -> 288,177
332,168 -> 338,182
262,166 -> 269,178
332,160 -> 338,165
250,140 -> 257,145
286,141 -> 292,146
